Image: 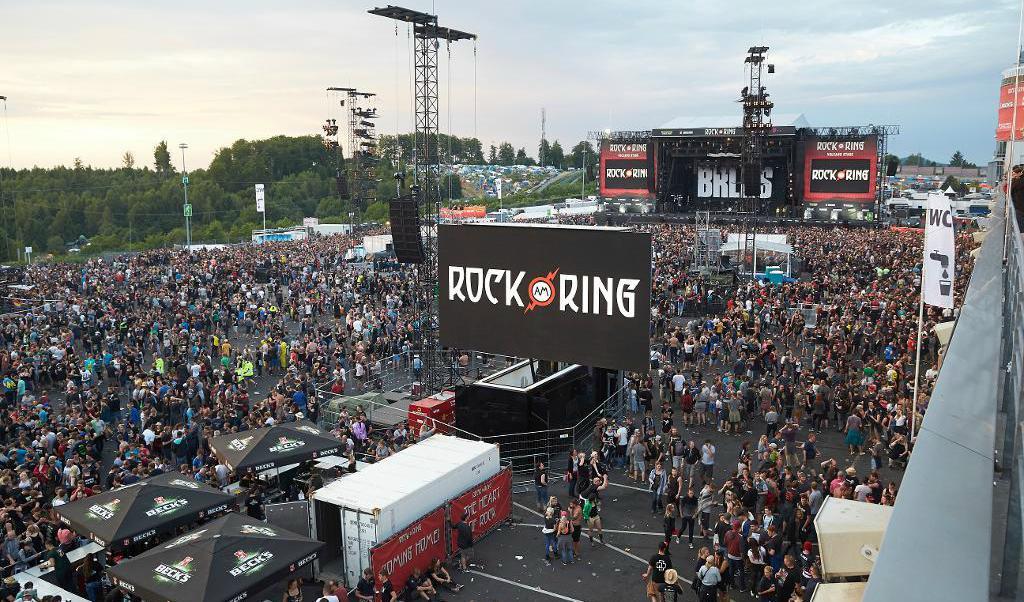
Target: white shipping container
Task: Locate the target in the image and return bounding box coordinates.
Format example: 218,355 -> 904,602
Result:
312,435 -> 499,586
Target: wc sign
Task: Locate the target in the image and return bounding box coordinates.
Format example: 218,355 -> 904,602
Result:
922,194 -> 955,309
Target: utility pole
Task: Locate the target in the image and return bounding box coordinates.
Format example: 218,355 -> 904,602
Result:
179,143 -> 191,251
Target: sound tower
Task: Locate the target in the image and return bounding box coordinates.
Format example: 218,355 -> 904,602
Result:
886,157 -> 899,177
389,193 -> 424,263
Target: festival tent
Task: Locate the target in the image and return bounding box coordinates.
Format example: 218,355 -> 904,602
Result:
208,420 -> 341,473
55,472 -> 235,549
108,513 -> 323,602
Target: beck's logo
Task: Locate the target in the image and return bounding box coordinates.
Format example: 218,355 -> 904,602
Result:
145,496 -> 189,518
154,557 -> 194,584
165,529 -> 207,549
228,436 -> 254,451
240,524 -> 277,537
448,266 -> 639,318
229,550 -> 274,577
268,437 -> 305,453
87,499 -> 120,521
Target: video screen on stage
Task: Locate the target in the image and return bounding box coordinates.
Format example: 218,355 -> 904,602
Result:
438,224 -> 652,371
599,140 -> 653,198
802,135 -> 878,203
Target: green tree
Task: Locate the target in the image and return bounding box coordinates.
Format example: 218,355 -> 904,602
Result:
569,141 -> 597,174
538,138 -> 551,166
73,157 -> 83,170
122,151 -> 135,169
514,148 -> 533,166
549,141 -> 565,169
488,144 -> 498,164
497,142 -> 515,166
154,140 -> 173,174
441,173 -> 462,201
949,150 -> 965,167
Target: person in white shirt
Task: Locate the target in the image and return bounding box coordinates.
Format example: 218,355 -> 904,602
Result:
671,372 -> 686,404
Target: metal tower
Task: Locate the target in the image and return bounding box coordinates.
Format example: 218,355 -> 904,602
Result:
370,5 -> 476,394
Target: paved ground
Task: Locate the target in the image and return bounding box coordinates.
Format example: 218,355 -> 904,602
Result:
448,420 -> 904,602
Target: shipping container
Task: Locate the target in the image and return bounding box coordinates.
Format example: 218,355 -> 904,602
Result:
311,435 -> 499,587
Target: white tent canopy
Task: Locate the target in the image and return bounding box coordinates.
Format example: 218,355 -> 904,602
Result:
719,239 -> 793,255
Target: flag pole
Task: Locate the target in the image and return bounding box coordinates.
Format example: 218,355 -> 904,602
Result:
910,275 -> 925,441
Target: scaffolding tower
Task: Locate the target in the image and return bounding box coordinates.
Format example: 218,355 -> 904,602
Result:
370,5 -> 476,394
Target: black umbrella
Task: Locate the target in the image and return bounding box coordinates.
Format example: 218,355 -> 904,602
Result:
108,513 -> 323,602
55,472 -> 235,549
208,421 -> 341,473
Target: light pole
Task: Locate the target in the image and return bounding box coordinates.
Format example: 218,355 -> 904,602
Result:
179,143 -> 191,251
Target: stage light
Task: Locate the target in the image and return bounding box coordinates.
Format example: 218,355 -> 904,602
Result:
768,64 -> 775,74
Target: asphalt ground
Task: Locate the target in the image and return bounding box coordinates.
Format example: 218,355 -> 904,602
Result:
448,420 -> 904,602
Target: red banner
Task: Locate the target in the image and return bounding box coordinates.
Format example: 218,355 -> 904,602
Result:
370,507 -> 446,596
448,469 -> 512,555
802,135 -> 878,204
600,140 -> 653,198
997,81 -> 1024,141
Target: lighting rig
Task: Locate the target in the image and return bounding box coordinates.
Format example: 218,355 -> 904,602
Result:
738,46 -> 775,276
370,4 -> 476,394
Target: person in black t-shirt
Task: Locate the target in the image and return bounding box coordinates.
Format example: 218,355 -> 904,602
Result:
773,555 -> 798,601
642,541 -> 673,602
354,568 -> 375,601
377,568 -> 397,602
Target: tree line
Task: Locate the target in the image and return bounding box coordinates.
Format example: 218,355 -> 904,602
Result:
0,133 -> 600,260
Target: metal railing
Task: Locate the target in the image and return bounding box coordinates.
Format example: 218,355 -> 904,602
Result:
476,384 -> 631,486
863,197 -> 1023,601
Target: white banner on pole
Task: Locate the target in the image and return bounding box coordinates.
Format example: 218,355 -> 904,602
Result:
922,192 -> 955,309
496,178 -> 503,200
255,184 -> 266,213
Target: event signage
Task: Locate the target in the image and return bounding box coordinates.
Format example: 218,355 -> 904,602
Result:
154,557 -> 195,584
802,135 -> 878,203
448,469 -> 511,555
599,139 -> 653,198
255,184 -> 265,213
438,224 -> 652,371
996,81 -> 1024,141
370,507 -> 445,592
695,163 -> 780,200
923,193 -> 956,309
651,126 -> 797,137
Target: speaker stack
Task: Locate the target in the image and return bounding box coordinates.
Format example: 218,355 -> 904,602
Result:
389,193 -> 425,264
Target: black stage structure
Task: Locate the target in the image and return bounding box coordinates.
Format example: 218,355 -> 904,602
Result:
597,124 -> 898,222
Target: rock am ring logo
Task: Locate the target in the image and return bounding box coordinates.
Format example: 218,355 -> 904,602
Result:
525,269 -> 559,314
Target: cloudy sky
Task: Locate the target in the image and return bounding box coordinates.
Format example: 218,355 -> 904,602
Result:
0,0 -> 1017,169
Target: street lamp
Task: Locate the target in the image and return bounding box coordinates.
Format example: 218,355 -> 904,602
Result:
179,143 -> 191,251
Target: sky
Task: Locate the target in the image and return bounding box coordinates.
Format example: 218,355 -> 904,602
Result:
0,0 -> 1018,170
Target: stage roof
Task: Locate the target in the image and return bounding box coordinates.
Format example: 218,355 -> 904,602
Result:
658,113 -> 811,130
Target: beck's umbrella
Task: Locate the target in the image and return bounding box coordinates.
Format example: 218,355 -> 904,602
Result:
54,472 -> 235,549
208,420 -> 341,473
108,513 -> 323,602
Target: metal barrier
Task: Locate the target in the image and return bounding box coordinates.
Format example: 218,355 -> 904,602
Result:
477,384 -> 631,486
863,197 -> 1023,601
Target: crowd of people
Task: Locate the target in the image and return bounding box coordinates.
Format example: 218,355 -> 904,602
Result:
0,213 -> 979,602
0,228 -> 447,602
531,221 -> 977,601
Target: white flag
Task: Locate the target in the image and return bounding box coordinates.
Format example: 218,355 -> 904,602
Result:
255,184 -> 265,213
922,192 -> 955,309
496,178 -> 503,200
